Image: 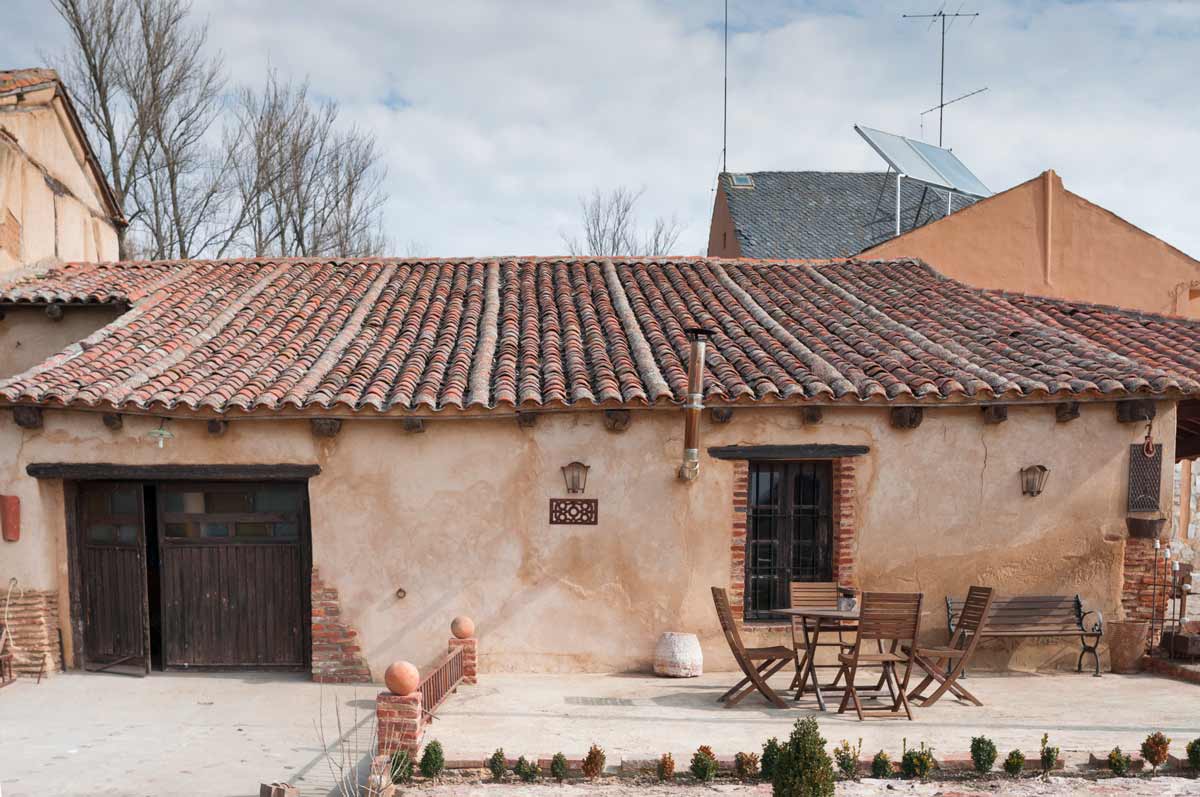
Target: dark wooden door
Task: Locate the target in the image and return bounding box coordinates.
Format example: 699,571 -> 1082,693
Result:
78,482 -> 149,672
157,482 -> 309,668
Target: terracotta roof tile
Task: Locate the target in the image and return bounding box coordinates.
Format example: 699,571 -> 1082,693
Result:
0,256 -> 1197,414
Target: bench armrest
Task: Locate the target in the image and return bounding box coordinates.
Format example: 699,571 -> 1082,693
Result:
1080,609 -> 1103,635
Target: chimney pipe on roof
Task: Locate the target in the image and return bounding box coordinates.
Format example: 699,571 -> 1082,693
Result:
678,328 -> 714,482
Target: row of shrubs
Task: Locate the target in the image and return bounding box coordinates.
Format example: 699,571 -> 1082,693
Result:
389,728 -> 1200,791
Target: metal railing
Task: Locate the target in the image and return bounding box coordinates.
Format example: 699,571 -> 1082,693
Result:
419,643 -> 465,720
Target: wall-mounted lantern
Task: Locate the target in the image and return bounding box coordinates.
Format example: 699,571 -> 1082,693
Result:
147,418 -> 174,449
1020,465 -> 1049,497
562,461 -> 590,495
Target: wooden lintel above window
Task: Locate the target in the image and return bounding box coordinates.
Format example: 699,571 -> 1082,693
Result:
707,444 -> 869,461
26,463 -> 321,481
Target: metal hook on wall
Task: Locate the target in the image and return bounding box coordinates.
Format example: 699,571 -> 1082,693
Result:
1143,422 -> 1156,458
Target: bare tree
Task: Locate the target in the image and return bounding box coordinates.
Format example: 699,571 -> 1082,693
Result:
51,0 -> 142,258
222,72 -> 388,258
561,186 -> 683,257
53,0 -> 386,261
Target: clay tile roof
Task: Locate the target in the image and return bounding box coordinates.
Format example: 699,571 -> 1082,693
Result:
0,68 -> 59,95
0,256 -> 1197,415
721,171 -> 976,259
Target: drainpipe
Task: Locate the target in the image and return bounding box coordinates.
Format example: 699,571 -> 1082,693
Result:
678,327 -> 714,482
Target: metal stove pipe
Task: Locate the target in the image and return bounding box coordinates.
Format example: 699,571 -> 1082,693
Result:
678,328 -> 713,481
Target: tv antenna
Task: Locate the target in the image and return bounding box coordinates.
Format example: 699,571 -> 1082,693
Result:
722,0 -> 728,172
902,5 -> 983,146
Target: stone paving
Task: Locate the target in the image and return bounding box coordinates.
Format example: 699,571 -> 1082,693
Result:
401,778 -> 1200,796
1,669 -> 1198,796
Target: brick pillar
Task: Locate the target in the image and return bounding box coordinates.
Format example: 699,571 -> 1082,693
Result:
729,460 -> 749,626
376,691 -> 424,759
831,458 -> 858,590
448,637 -> 478,684
1122,539 -> 1171,646
311,568 -> 371,683
1,588 -> 61,677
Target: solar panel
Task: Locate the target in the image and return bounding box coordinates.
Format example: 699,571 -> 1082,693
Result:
854,125 -> 991,198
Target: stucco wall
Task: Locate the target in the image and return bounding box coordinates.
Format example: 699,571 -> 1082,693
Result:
0,305 -> 123,379
0,401 -> 1176,677
0,92 -> 119,271
869,171 -> 1200,318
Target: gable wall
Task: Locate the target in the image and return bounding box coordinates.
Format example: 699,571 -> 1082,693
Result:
0,401 -> 1174,676
0,305 -> 124,379
870,171 -> 1200,318
0,93 -> 119,271
705,183 -> 741,257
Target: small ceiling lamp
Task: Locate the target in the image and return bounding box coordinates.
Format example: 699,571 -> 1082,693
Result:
562,461 -> 590,495
147,418 -> 174,449
1020,465 -> 1049,497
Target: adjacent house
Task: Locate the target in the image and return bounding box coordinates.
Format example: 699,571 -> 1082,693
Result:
706,170 -> 972,260
0,255 -> 1196,681
708,167 -> 1200,546
0,68 -> 125,272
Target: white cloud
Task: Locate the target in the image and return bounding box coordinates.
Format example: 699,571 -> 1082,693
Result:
8,0 -> 1200,258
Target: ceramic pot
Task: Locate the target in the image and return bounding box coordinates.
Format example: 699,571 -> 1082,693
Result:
1107,621 -> 1148,674
653,632 -> 703,677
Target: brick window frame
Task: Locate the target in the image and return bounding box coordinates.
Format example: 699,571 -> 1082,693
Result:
729,458 -> 859,631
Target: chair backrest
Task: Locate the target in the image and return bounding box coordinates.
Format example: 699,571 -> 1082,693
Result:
790,581 -> 840,611
857,592 -> 923,644
711,587 -> 748,659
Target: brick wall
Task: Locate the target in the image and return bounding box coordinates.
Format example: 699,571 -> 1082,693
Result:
1,588 -> 61,677
1121,539 -> 1170,640
311,568 -> 371,683
729,457 -> 859,631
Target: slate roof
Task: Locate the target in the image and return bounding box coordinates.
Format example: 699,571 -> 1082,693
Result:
0,256 -> 1197,415
721,171 -> 975,259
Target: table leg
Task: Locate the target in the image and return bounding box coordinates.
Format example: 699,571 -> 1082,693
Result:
808,618 -> 828,711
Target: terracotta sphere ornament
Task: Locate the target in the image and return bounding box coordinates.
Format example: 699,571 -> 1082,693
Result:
451,615 -> 475,640
384,660 -> 420,696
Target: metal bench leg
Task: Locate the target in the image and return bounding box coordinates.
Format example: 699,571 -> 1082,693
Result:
1079,636 -> 1101,677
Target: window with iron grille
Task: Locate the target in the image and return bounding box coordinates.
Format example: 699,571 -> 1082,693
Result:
745,461 -> 833,622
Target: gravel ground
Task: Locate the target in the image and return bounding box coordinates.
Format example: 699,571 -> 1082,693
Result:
398,776 -> 1200,796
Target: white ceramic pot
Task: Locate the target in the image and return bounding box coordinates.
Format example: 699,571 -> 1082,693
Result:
653,631 -> 703,677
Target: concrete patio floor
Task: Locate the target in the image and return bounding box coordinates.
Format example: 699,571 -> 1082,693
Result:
0,668 -> 1197,797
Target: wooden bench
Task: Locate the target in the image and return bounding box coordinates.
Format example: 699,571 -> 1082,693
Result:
947,594 -> 1104,676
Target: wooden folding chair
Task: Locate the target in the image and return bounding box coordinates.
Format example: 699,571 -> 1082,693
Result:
711,587 -> 792,709
836,592 -> 923,720
788,582 -> 854,693
907,585 -> 993,707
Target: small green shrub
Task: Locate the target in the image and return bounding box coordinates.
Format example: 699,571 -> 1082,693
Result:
1142,732 -> 1171,774
772,717 -> 835,797
761,737 -> 783,780
1107,747 -> 1132,777
550,752 -> 569,782
970,736 -> 997,774
870,751 -> 892,779
1188,738 -> 1200,770
1039,734 -> 1059,775
1004,749 -> 1025,777
833,738 -> 861,779
900,743 -> 937,780
514,755 -> 541,782
388,748 -> 413,784
690,745 -> 719,782
419,740 -> 444,779
656,752 -> 675,781
735,751 -> 760,780
487,748 -> 507,781
582,744 -> 606,780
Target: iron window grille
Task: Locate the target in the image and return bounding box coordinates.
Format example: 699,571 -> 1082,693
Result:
744,461 -> 834,622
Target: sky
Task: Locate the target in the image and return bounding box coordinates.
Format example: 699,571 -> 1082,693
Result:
5,0 -> 1200,259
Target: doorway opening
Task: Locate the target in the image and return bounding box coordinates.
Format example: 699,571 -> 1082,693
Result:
71,479 -> 312,675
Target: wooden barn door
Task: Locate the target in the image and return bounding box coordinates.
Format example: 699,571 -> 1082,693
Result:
156,482 -> 309,669
78,482 -> 150,673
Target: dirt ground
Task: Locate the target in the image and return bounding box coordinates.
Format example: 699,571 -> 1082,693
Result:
398,776 -> 1200,795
